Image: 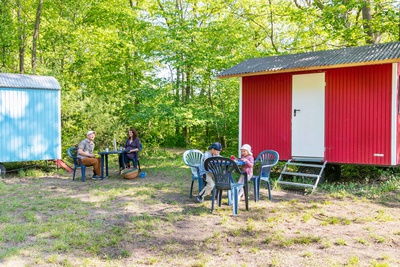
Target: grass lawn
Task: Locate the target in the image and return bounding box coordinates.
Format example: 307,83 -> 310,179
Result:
1,149 -> 400,267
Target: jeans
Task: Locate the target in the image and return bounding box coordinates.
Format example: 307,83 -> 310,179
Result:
198,173 -> 215,197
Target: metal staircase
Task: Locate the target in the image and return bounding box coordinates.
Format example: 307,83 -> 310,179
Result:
277,159 -> 327,193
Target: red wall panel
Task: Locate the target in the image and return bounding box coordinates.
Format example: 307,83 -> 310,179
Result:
325,65 -> 392,165
241,64 -> 394,165
242,74 -> 292,159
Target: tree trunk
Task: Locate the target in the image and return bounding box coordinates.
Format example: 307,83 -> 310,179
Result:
32,0 -> 43,74
361,0 -> 381,44
17,0 -> 24,74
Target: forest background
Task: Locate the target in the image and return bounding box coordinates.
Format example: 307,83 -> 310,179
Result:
1,0 -> 400,155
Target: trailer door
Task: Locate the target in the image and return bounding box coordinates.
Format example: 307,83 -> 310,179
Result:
292,73 -> 325,159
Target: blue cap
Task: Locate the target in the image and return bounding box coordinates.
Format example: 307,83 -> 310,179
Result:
208,142 -> 222,151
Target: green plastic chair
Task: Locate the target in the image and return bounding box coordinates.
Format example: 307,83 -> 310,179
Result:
204,157 -> 249,216
252,150 -> 279,201
67,147 -> 87,182
183,149 -> 205,198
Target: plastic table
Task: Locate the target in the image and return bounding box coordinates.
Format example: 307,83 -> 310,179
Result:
98,150 -> 125,179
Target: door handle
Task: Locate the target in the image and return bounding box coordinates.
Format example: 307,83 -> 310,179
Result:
294,109 -> 301,117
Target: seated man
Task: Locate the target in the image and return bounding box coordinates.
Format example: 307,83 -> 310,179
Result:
77,130 -> 102,179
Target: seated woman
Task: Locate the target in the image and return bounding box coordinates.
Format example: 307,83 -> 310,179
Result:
121,127 -> 141,169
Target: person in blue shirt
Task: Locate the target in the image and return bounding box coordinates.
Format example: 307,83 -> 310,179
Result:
195,142 -> 222,203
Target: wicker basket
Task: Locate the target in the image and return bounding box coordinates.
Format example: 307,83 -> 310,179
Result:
121,168 -> 139,180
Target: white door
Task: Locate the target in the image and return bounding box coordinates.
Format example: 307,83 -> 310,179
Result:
292,73 -> 325,159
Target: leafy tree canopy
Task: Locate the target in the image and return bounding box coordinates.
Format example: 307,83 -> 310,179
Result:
0,0 -> 399,154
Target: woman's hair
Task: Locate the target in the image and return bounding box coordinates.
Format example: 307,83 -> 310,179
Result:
128,127 -> 138,140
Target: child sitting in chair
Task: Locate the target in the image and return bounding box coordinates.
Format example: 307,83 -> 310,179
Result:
195,142 -> 222,203
237,144 -> 254,200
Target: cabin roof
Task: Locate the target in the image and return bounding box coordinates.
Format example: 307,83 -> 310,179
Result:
0,73 -> 60,90
218,42 -> 400,78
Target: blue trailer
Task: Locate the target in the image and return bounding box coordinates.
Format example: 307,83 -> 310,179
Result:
0,73 -> 61,176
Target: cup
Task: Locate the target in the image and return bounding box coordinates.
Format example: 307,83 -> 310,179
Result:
105,148 -> 109,152
140,172 -> 146,178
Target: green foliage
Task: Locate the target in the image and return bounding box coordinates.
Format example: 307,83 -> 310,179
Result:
0,0 -> 399,154
319,165 -> 400,198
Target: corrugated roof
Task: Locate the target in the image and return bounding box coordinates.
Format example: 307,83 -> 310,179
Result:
218,42 -> 400,78
0,73 -> 60,90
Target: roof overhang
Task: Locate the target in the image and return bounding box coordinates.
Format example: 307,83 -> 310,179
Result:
218,42 -> 400,79
219,59 -> 400,78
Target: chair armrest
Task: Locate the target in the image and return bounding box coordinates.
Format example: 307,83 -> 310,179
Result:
186,164 -> 204,180
261,163 -> 277,168
186,163 -> 201,169
187,164 -> 201,173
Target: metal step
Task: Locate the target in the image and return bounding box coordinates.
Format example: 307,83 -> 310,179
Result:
277,160 -> 327,193
278,181 -> 315,188
280,171 -> 319,178
285,162 -> 326,168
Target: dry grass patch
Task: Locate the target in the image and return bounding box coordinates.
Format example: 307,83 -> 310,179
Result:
1,155 -> 400,267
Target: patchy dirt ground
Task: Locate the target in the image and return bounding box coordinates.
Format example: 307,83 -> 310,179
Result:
1,166 -> 400,267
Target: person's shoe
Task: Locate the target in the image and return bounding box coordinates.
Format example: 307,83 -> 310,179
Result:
92,175 -> 100,180
196,196 -> 204,203
126,164 -> 131,169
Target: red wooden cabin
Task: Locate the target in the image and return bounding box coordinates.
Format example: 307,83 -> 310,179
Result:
219,42 -> 400,188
